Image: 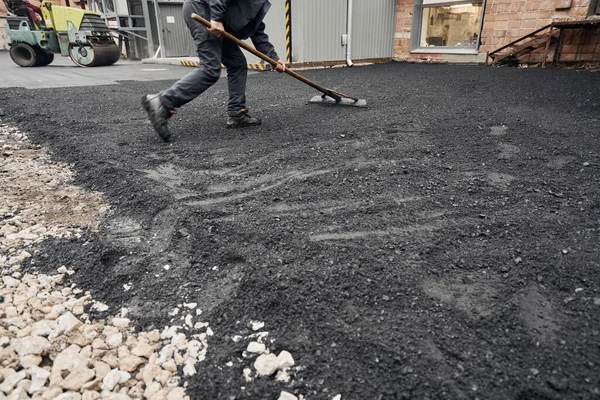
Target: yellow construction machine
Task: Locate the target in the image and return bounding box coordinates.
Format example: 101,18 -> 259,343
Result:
3,0 -> 120,67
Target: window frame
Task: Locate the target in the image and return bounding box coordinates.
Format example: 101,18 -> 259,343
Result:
410,0 -> 487,54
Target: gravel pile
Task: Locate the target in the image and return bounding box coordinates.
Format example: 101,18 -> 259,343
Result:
0,125 -> 209,399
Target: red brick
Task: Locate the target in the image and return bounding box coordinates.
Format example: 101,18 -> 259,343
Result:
560,53 -> 577,61
580,44 -> 596,53
495,20 -> 509,29
522,20 -> 537,29
508,20 -> 522,29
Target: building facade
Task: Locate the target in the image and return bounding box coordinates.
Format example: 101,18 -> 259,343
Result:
394,0 -> 600,63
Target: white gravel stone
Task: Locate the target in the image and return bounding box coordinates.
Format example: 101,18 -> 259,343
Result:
143,381 -> 162,398
82,391 -> 101,400
55,393 -> 83,400
53,344 -> 81,371
19,355 -> 41,369
27,366 -> 50,394
61,368 -> 95,391
254,354 -> 279,376
10,337 -> 49,357
55,312 -> 83,335
241,367 -> 254,383
131,342 -> 154,359
182,359 -> 196,377
111,318 -> 130,329
118,355 -> 144,372
101,370 -> 131,391
30,320 -> 56,337
277,351 -> 295,369
171,334 -> 187,349
7,387 -> 30,400
276,369 -> 291,382
250,321 -> 264,331
166,387 -> 186,400
278,391 -> 298,400
246,342 -> 267,354
105,333 -> 123,349
91,302 -> 109,312
91,338 -> 109,350
0,370 -> 26,394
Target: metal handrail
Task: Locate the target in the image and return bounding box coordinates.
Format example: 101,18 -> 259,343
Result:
487,24 -> 551,61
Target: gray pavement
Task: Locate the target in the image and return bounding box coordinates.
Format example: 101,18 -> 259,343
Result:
0,50 -> 196,89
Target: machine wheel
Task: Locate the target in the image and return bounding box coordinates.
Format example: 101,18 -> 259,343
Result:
34,49 -> 54,67
68,42 -> 120,67
9,42 -> 38,67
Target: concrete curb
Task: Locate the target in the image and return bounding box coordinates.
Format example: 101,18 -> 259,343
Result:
141,57 -> 376,72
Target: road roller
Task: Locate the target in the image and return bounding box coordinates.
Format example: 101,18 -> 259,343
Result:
3,0 -> 120,67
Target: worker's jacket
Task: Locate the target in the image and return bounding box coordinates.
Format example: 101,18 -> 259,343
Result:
207,0 -> 279,60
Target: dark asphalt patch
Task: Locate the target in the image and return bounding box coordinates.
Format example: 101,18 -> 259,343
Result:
2,62 -> 600,400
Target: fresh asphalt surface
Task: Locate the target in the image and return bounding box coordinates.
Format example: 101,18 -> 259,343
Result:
1,50 -> 600,400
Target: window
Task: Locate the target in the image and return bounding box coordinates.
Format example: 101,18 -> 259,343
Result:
421,3 -> 482,47
411,0 -> 485,53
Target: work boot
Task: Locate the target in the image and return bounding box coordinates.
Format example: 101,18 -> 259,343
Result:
226,108 -> 261,129
142,94 -> 173,142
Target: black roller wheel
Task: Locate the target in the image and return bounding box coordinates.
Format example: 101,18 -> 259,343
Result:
69,42 -> 120,67
34,50 -> 55,67
9,42 -> 38,67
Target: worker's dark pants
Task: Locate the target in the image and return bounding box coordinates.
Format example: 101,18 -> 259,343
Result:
25,3 -> 42,24
160,0 -> 247,112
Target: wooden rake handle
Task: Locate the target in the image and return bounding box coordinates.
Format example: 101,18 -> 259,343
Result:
190,13 -> 356,102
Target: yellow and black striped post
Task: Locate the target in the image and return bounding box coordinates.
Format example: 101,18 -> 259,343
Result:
285,0 -> 292,64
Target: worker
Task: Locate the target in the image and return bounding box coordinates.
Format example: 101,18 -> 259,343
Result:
142,0 -> 286,142
25,0 -> 44,27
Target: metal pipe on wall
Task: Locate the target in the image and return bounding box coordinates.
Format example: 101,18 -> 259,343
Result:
153,0 -> 165,58
346,0 -> 353,66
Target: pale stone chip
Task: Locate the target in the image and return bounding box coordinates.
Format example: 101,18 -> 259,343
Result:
277,351 -> 295,369
278,391 -> 298,400
254,354 -> 279,376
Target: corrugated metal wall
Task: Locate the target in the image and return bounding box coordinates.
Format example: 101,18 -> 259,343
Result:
241,1 -> 287,64
155,0 -> 396,62
158,1 -> 196,57
291,0 -> 348,62
352,0 -> 396,60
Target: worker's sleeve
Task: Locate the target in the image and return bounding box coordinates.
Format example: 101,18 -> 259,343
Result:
250,22 -> 280,61
209,0 -> 230,22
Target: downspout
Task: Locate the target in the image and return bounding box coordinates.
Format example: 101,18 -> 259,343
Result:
153,0 -> 166,58
346,0 -> 353,66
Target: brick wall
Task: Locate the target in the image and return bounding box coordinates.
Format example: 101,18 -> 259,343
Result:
394,0 -> 600,63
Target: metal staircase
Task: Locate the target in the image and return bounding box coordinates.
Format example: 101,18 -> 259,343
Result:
487,19 -> 600,68
486,24 -> 556,66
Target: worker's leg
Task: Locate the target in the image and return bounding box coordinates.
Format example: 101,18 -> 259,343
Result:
221,40 -> 261,127
159,0 -> 223,110
25,4 -> 41,25
221,40 -> 247,112
27,3 -> 41,15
